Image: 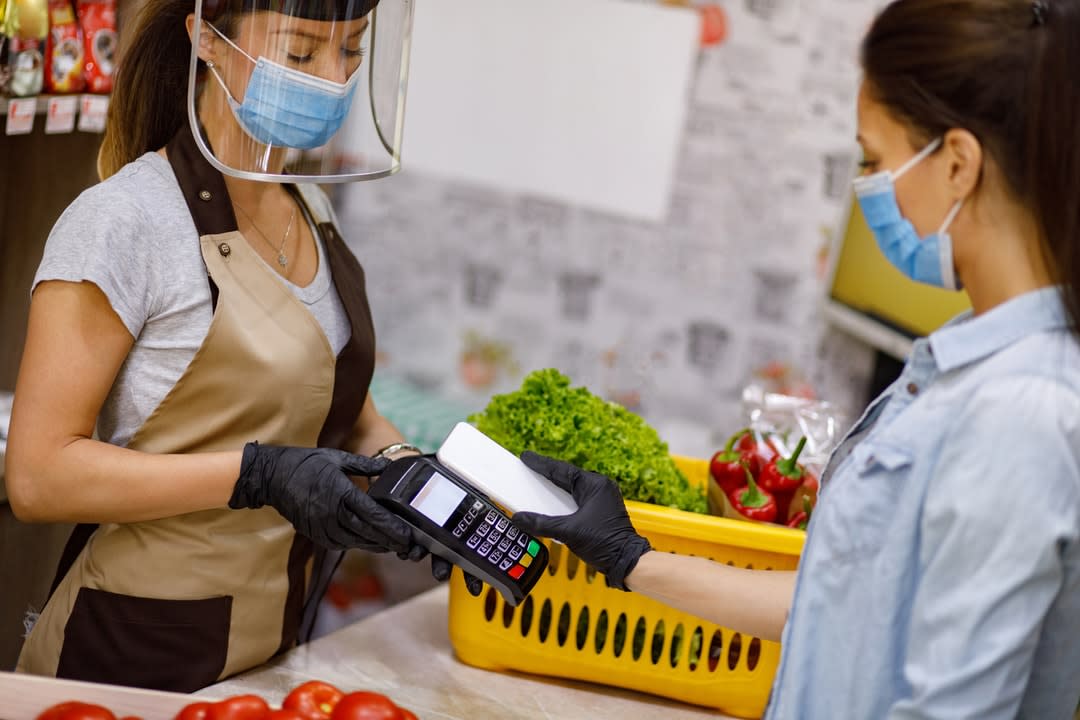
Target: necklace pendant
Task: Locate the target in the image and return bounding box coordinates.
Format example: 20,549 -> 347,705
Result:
277,253 -> 288,267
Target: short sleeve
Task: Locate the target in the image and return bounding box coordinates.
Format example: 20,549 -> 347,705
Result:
33,178 -> 156,340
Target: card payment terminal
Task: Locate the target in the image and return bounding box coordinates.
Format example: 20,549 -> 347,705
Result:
369,455 -> 549,606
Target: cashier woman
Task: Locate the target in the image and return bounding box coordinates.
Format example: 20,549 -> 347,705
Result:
5,0 -> 478,693
515,1 -> 1080,718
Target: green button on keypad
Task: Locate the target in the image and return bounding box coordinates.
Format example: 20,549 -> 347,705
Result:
527,540 -> 540,556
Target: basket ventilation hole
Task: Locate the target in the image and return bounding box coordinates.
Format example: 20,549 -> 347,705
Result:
594,610 -> 609,654
707,630 -> 723,672
502,599 -> 515,629
728,632 -> 743,671
688,626 -> 704,671
557,603 -> 572,647
566,552 -> 580,580
748,637 -> 762,672
725,560 -> 735,567
765,566 -> 773,571
575,606 -> 590,651
585,565 -> 598,584
746,563 -> 754,570
670,624 -> 684,669
650,620 -> 665,665
631,617 -> 647,661
538,599 -> 553,643
519,596 -> 534,637
613,614 -> 628,658
483,588 -> 498,622
547,542 -> 562,576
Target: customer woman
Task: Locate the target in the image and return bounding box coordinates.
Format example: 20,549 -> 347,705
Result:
6,0 -> 470,692
514,1 -> 1080,717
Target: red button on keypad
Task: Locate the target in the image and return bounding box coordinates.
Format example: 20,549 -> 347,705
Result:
508,565 -> 525,580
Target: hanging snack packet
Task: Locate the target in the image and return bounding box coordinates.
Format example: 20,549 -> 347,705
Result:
0,0 -> 9,95
45,0 -> 83,93
76,0 -> 113,93
4,0 -> 49,96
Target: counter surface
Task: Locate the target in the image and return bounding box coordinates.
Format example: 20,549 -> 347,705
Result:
199,585 -> 733,720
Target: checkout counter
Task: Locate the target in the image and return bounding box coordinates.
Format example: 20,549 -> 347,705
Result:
198,585 -> 732,719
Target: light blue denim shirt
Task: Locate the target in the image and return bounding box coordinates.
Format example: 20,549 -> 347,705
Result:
766,287 -> 1080,720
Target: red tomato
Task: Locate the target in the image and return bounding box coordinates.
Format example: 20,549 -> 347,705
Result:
174,703 -> 213,720
398,711 -> 417,720
268,712 -> 309,720
283,680 -> 345,720
329,692 -> 403,720
36,702 -> 117,720
206,695 -> 271,720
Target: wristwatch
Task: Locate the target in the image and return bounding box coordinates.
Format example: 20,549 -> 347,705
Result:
374,442 -> 423,461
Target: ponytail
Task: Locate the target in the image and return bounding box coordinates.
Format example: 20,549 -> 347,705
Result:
1024,0 -> 1080,337
98,0 -> 196,179
98,0 -> 240,180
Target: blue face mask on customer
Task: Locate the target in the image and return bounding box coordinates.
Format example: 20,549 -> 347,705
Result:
852,137 -> 965,291
206,24 -> 359,150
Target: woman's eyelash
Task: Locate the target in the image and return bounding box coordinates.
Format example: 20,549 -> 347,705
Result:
286,48 -> 365,64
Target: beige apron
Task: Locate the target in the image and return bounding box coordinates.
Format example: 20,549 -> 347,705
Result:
17,123 -> 377,692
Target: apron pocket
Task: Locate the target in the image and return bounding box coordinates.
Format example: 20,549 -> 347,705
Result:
57,587 -> 232,692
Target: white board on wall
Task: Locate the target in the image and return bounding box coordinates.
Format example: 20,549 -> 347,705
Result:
401,0 -> 699,222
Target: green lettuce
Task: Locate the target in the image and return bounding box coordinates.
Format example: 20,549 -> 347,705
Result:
468,368 -> 706,513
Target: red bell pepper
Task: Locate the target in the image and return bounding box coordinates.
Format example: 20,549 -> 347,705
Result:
759,436 -> 808,495
710,429 -> 761,495
729,466 -> 777,523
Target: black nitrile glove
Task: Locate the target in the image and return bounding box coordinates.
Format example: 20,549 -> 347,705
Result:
512,452 -> 651,591
230,442 -> 413,554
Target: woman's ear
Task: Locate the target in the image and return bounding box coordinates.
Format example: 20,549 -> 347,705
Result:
942,128 -> 983,200
185,15 -> 218,64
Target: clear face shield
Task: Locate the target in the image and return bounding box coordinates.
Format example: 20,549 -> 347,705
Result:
188,0 -> 413,182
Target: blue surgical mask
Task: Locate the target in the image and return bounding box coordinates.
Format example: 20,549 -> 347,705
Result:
205,24 -> 359,150
852,137 -> 965,291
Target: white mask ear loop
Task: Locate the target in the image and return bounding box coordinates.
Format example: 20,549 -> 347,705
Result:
937,198 -> 965,291
891,137 -> 943,181
202,23 -> 255,107
939,198 -> 964,234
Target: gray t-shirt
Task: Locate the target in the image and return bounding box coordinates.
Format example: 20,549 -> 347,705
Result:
33,152 -> 351,448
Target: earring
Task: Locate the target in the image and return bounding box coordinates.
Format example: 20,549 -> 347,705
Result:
206,60 -> 216,69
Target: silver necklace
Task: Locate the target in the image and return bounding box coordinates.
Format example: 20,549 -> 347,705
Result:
234,201 -> 296,269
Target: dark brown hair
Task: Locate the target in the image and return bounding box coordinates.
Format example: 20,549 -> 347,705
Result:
861,0 -> 1080,339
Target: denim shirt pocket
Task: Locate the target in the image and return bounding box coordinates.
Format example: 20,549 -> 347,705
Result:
814,439 -> 913,562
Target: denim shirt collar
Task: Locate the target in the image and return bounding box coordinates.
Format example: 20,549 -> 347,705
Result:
927,286 -> 1070,373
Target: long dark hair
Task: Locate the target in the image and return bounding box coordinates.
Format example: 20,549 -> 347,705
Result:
861,0 -> 1080,339
98,0 -> 238,179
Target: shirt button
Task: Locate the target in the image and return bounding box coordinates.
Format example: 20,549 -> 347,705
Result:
199,190 -> 213,201
218,242 -> 231,257
907,382 -> 919,396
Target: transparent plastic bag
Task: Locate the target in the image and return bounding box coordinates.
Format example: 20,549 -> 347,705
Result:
707,385 -> 848,525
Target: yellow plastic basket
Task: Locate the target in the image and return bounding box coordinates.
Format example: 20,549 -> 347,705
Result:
447,456 -> 805,719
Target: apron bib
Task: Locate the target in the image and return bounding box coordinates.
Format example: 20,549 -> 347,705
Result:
17,124 -> 376,692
